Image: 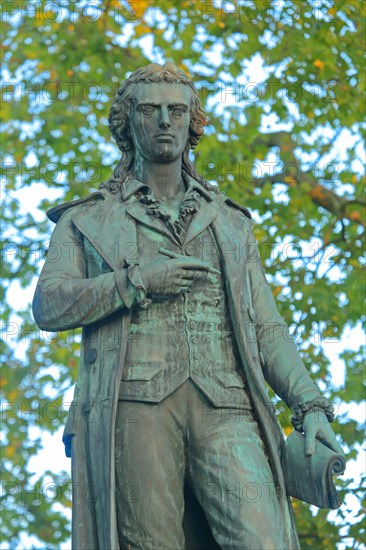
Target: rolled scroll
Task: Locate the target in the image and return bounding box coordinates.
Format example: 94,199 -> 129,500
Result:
282,430 -> 346,509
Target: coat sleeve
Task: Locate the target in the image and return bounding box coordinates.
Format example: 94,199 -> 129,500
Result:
246,224 -> 322,409
32,209 -> 135,332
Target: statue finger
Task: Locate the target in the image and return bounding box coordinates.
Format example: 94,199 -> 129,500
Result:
304,429 -> 316,457
175,269 -> 195,279
172,278 -> 190,290
178,269 -> 206,280
177,259 -> 210,271
180,276 -> 195,284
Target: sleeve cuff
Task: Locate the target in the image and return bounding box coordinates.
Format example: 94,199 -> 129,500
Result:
291,397 -> 335,432
114,270 -> 136,309
124,261 -> 152,309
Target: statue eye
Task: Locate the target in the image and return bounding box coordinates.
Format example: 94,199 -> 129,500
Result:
140,105 -> 156,115
171,107 -> 185,116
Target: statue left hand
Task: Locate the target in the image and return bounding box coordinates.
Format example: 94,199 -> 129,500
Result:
303,409 -> 344,457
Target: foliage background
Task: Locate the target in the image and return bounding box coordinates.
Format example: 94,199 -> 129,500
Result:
1,0 -> 365,548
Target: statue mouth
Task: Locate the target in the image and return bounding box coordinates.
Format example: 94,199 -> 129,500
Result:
155,133 -> 175,140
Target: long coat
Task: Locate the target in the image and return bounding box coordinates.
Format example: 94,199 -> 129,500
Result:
33,176 -> 322,549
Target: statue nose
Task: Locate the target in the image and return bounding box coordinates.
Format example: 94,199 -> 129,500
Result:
159,106 -> 171,128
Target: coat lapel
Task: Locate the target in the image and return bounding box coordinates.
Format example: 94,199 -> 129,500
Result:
184,202 -> 218,245
72,195 -> 138,271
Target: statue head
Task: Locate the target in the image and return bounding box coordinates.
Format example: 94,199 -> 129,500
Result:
102,63 -> 210,194
109,63 -> 206,154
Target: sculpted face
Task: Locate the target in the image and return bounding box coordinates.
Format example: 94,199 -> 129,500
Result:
129,82 -> 192,163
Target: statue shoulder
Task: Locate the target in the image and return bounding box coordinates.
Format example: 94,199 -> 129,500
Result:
47,190 -> 106,223
214,192 -> 252,221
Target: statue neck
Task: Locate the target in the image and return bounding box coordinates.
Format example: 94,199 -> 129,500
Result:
132,154 -> 184,200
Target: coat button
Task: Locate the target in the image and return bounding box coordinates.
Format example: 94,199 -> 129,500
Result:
86,348 -> 98,364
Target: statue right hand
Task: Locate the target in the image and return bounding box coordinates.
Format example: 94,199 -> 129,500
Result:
139,257 -> 211,296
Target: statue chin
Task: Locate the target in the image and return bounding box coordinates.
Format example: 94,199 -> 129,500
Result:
155,145 -> 179,160
136,147 -> 179,164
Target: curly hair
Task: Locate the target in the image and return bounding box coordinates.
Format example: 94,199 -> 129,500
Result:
100,63 -> 215,195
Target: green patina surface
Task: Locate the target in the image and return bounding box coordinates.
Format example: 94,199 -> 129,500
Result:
32,65 -> 344,550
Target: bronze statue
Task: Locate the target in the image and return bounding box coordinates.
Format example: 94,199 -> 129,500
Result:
33,64 -> 344,550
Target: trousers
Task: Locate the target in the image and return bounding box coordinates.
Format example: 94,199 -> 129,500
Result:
115,380 -> 286,550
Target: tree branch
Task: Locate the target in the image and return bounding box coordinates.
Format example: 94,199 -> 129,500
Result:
251,132 -> 365,227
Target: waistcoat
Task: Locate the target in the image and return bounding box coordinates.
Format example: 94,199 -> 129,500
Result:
118,199 -> 251,410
